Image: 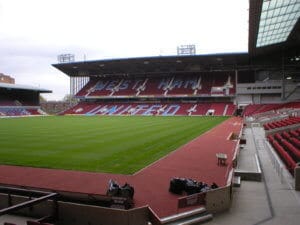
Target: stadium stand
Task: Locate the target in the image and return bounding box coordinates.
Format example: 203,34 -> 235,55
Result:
0,80 -> 51,117
60,70 -> 237,117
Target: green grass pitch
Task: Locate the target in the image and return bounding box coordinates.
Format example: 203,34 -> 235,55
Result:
0,116 -> 228,174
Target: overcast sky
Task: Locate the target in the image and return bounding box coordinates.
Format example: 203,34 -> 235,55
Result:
0,0 -> 249,101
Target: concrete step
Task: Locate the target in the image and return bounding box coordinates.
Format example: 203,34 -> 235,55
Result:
235,154 -> 262,181
167,214 -> 213,225
233,176 -> 241,187
159,207 -> 212,225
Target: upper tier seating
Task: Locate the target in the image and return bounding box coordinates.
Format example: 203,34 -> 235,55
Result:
88,78 -> 118,96
76,74 -> 236,97
166,76 -> 200,96
139,77 -> 165,96
0,100 -> 17,106
75,79 -> 97,96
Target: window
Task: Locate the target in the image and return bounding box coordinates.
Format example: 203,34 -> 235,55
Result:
256,0 -> 300,47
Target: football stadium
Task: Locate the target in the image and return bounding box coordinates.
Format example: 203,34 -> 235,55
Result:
0,0 -> 300,225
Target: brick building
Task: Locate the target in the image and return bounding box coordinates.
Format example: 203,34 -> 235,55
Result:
0,73 -> 15,84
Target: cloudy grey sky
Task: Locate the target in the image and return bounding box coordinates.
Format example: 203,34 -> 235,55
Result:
0,0 -> 249,100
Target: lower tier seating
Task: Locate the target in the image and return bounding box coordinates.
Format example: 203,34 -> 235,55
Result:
267,129 -> 300,174
243,102 -> 300,117
263,116 -> 300,130
0,108 -> 43,117
63,102 -> 236,116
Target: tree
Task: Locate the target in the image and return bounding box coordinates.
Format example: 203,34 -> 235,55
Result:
63,94 -> 78,104
39,95 -> 47,103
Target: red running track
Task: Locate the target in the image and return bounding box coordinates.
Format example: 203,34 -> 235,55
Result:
0,117 -> 242,217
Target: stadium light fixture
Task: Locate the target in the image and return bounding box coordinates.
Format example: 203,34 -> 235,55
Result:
290,56 -> 300,61
256,0 -> 300,47
286,76 -> 292,80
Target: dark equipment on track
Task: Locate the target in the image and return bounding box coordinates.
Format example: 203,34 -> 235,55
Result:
169,177 -> 218,195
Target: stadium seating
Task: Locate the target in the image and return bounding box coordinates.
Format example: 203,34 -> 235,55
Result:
0,91 -> 45,117
290,137 -> 300,149
283,102 -> 300,109
267,127 -> 300,174
210,103 -> 227,115
226,103 -> 236,115
244,102 -> 300,117
243,104 -> 266,116
88,78 -> 117,96
76,78 -> 98,96
290,130 -> 299,138
63,102 -> 236,116
65,73 -> 237,117
27,109 -> 43,115
268,137 -> 297,173
75,74 -> 236,97
166,76 -> 200,96
140,77 -> 165,96
263,117 -> 300,130
254,104 -> 281,115
273,140 -> 296,172
0,107 -> 44,117
0,108 -> 30,116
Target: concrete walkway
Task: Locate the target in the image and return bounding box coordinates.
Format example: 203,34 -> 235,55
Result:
207,126 -> 300,225
0,215 -> 30,225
